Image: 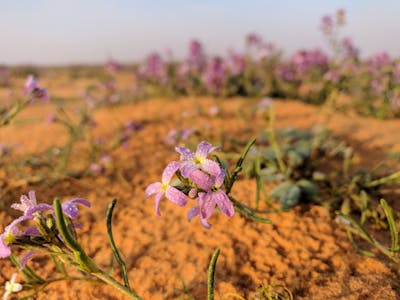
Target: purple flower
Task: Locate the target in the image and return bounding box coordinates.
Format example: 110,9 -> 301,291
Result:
139,52 -> 167,83
175,141 -> 221,178
320,15 -> 333,34
187,39 -> 205,69
202,57 -> 226,95
187,170 -> 234,228
105,59 -> 122,74
341,38 -> 359,58
246,33 -> 262,48
1,192 -> 90,259
0,215 -> 31,258
23,75 -> 49,103
227,50 -> 246,75
187,206 -> 211,229
11,191 -> 52,217
145,161 -> 188,216
11,191 -> 90,219
61,198 -> 91,219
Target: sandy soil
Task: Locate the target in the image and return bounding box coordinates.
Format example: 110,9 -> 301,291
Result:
1,96 -> 400,299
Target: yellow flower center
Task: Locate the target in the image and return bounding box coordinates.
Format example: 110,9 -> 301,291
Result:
4,232 -> 16,245
161,182 -> 169,191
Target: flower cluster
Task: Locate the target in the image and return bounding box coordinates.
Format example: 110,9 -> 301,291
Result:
145,141 -> 234,228
0,191 -> 90,260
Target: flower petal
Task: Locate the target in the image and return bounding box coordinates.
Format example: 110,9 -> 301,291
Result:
180,162 -> 198,178
201,159 -> 222,177
0,234 -> 11,258
196,141 -> 213,158
154,192 -> 164,216
165,187 -> 188,206
25,203 -> 53,217
200,218 -> 211,229
175,146 -> 194,160
187,207 -> 200,221
20,251 -> 35,268
162,161 -> 181,183
62,198 -> 91,219
214,169 -> 226,188
199,192 -> 216,219
214,191 -> 235,217
189,170 -> 213,191
145,182 -> 162,198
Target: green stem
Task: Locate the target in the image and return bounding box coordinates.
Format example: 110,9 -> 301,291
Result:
106,199 -> 131,289
53,198 -> 99,272
268,106 -> 286,174
229,196 -> 271,224
225,138 -> 256,194
93,271 -> 142,300
365,171 -> 400,188
207,248 -> 220,300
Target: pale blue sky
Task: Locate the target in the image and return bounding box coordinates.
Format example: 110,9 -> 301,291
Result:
1,0 -> 399,65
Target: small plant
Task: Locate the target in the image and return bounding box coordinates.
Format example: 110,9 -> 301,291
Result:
336,199 -> 400,264
1,75 -> 48,127
0,192 -> 141,299
146,140 -> 271,227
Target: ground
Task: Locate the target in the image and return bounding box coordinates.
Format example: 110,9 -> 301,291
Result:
1,92 -> 400,299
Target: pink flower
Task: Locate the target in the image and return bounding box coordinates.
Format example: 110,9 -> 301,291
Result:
175,141 -> 221,178
145,161 -> 188,216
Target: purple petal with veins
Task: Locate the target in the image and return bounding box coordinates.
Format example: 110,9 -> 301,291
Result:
187,207 -> 200,221
145,182 -> 162,198
196,141 -> 213,158
165,187 -> 188,206
189,170 -> 213,191
162,161 -> 180,183
62,198 -> 91,219
214,191 -> 235,217
175,146 -> 194,160
199,192 -> 216,219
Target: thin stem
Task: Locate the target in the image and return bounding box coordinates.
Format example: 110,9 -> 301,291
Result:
53,198 -> 99,272
268,106 -> 286,174
230,196 -> 271,224
365,171 -> 400,188
93,271 -> 142,300
106,199 -> 131,289
207,248 -> 220,300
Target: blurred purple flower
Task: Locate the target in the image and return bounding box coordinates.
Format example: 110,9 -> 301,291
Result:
292,49 -> 328,74
23,75 -> 49,103
203,57 -> 226,95
320,15 -> 333,34
227,50 -> 246,75
246,33 -> 262,48
323,70 -> 340,83
187,39 -> 205,69
146,52 -> 167,81
105,59 -> 122,74
340,38 -> 359,58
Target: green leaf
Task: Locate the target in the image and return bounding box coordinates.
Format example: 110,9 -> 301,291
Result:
280,184 -> 301,210
380,199 -> 400,253
270,181 -> 293,199
287,150 -> 304,168
297,179 -> 320,200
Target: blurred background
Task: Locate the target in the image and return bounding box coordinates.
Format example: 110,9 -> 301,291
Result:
1,0 -> 399,65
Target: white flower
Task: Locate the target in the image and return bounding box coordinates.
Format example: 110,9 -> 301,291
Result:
2,273 -> 22,300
